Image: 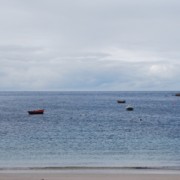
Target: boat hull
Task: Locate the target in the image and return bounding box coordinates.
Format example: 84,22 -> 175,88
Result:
126,106 -> 134,111
28,109 -> 44,115
117,100 -> 126,103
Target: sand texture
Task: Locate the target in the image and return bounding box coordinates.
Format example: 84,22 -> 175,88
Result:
0,171 -> 180,180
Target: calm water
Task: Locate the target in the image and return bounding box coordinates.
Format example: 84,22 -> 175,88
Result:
0,91 -> 180,169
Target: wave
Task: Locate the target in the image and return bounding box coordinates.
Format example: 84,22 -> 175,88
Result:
0,166 -> 180,171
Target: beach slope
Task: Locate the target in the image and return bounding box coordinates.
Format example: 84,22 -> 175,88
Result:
0,171 -> 180,180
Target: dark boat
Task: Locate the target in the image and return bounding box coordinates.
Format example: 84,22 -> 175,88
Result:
28,109 -> 44,115
117,100 -> 126,103
175,93 -> 180,96
126,106 -> 134,111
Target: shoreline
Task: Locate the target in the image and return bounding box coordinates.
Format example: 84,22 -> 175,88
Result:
0,166 -> 180,174
0,169 -> 180,180
1,166 -> 180,180
0,165 -> 180,170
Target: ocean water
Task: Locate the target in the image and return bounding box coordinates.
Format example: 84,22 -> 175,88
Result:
0,91 -> 180,169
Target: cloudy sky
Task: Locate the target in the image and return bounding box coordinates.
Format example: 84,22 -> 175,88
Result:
0,0 -> 179,91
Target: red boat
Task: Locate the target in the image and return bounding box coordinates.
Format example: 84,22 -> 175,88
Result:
28,109 -> 44,115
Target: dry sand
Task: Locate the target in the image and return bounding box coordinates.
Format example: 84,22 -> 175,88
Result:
0,169 -> 180,180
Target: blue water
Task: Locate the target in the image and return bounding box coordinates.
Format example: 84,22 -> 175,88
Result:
0,91 -> 180,168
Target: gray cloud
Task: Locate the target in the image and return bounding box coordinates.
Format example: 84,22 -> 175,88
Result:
0,0 -> 179,90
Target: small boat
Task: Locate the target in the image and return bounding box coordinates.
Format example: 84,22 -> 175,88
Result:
117,100 -> 126,103
175,93 -> 180,96
28,109 -> 44,115
126,106 -> 134,111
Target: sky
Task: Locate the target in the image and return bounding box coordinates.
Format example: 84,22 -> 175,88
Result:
0,0 -> 179,91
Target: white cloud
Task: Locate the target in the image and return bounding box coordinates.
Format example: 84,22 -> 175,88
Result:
0,0 -> 179,90
148,64 -> 178,79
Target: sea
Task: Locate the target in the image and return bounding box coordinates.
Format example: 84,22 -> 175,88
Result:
0,91 -> 180,170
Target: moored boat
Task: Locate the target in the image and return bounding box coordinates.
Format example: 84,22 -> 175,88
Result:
175,93 -> 180,96
28,109 -> 44,115
126,106 -> 134,111
117,100 -> 126,103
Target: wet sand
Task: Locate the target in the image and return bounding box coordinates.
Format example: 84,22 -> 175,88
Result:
0,169 -> 180,180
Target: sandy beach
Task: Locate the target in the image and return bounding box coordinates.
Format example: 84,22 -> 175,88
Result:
0,169 -> 180,180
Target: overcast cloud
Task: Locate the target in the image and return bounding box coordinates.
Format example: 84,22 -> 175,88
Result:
0,0 -> 179,90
